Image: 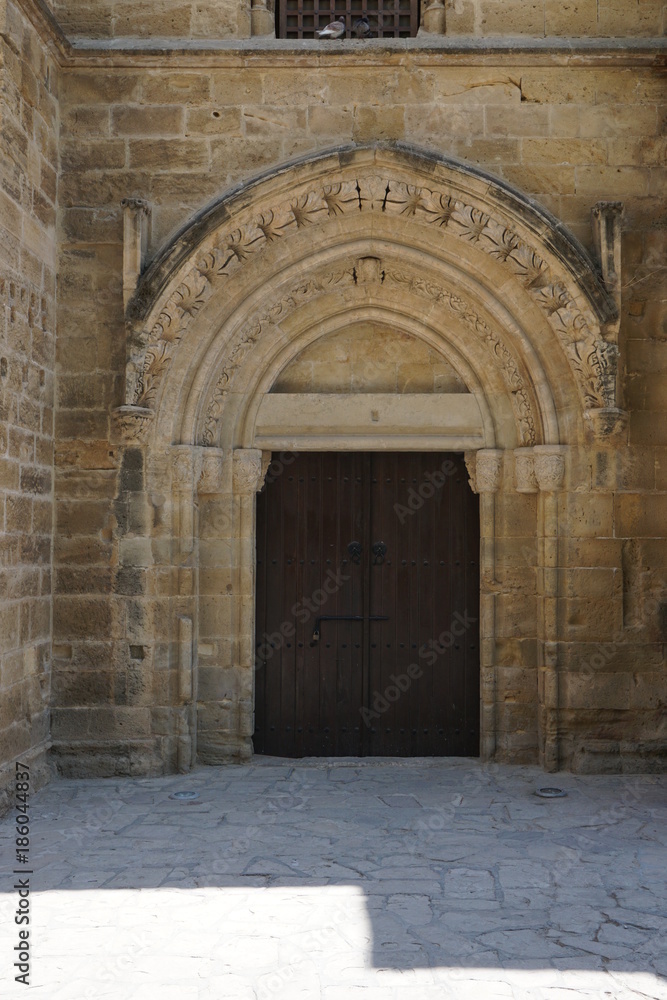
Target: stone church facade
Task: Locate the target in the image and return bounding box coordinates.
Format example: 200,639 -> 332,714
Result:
0,0 -> 665,809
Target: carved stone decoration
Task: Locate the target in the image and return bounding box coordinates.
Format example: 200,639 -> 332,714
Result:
202,265 -> 354,446
197,448 -> 226,494
128,158 -> 610,416
583,407 -> 629,442
171,445 -> 198,493
111,405 -> 155,446
233,448 -> 266,495
354,256 -> 384,284
475,449 -> 504,493
514,448 -> 538,493
463,451 -> 478,494
533,446 -> 567,493
383,267 -> 537,446
591,340 -> 619,408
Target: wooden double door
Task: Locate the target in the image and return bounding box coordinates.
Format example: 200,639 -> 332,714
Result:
254,452 -> 479,758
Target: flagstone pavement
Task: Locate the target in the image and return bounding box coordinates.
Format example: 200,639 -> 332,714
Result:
1,757 -> 666,999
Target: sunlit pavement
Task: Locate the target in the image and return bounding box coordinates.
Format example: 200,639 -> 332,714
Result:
1,758 -> 666,999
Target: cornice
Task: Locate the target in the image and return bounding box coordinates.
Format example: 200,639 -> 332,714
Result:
4,5 -> 664,70
66,38 -> 666,70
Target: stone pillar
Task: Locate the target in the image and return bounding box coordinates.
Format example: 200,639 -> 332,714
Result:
251,0 -> 275,36
195,447 -> 269,763
121,198 -> 151,310
533,445 -> 567,773
420,0 -> 446,34
465,448 -> 503,762
170,445 -> 200,772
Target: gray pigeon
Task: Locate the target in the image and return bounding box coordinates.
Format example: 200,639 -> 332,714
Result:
316,17 -> 346,38
353,16 -> 372,37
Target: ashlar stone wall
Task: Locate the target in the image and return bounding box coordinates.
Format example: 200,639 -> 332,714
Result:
0,0 -> 59,809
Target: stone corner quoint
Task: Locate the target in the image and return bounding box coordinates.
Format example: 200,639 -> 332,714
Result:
0,0 -> 665,809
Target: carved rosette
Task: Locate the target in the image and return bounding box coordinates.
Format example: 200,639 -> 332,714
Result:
465,449 -> 503,494
514,448 -> 538,494
232,449 -> 266,495
533,446 -> 567,493
171,446 -> 198,494
111,405 -> 154,446
197,448 -> 226,494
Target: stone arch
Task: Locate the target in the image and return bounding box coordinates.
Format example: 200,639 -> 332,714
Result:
111,143 -> 621,773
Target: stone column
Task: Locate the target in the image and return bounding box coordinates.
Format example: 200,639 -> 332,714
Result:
533,445 -> 567,773
465,448 -> 503,762
251,0 -> 275,36
121,198 -> 151,310
170,445 -> 200,772
196,447 -> 269,763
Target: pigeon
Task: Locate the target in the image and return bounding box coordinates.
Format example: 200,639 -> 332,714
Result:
352,16 -> 372,37
316,17 -> 346,38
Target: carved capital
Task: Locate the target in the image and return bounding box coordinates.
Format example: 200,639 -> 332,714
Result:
197,448 -> 226,494
233,448 -> 266,495
470,449 -> 504,494
171,445 -> 198,493
583,407 -> 629,442
111,405 -> 154,446
533,446 -> 567,493
514,448 -> 538,494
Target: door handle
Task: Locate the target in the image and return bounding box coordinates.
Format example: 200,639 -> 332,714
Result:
347,541 -> 362,565
371,541 -> 387,565
312,614 -> 389,643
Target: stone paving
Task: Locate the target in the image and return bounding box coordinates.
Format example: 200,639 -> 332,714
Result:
1,758 -> 666,999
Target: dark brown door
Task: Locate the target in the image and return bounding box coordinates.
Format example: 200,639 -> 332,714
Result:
254,452 -> 479,757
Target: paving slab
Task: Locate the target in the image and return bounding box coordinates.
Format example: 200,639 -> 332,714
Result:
0,758 -> 665,998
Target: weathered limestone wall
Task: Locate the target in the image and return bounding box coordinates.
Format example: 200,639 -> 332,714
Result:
0,0 -> 59,808
44,0 -> 666,38
48,44 -> 666,776
48,0 -> 252,40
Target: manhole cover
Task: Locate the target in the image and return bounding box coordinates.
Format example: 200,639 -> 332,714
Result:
535,787 -> 567,798
169,790 -> 200,801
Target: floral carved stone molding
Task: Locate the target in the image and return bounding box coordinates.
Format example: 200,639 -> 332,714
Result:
127,150 -> 618,422
199,257 -> 538,447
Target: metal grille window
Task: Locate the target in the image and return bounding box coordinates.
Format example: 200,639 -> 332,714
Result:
278,0 -> 419,39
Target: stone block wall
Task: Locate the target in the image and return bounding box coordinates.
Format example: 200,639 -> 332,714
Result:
0,0 -> 59,808
43,0 -> 666,38
50,44 -> 666,774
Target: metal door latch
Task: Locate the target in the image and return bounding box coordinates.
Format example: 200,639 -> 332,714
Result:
311,614 -> 389,643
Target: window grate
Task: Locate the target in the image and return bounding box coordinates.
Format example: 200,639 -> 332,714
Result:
278,0 -> 419,39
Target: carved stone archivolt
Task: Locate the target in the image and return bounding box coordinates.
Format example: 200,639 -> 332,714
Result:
199,257 -> 538,448
127,148 -> 617,424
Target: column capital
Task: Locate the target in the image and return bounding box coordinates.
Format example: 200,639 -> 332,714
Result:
197,447 -> 226,495
232,448 -> 268,495
465,449 -> 503,494
533,445 -> 567,493
171,445 -> 198,494
513,447 -> 538,494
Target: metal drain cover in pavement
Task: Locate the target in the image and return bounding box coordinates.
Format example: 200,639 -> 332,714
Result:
535,787 -> 567,798
169,790 -> 200,800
